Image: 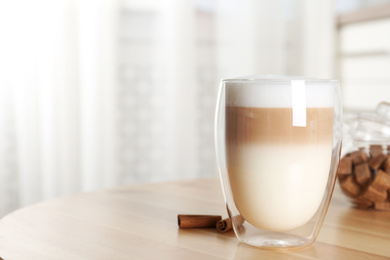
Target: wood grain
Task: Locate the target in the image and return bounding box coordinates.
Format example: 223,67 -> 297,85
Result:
0,179 -> 390,259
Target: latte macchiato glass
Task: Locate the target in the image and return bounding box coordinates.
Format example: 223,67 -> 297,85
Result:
215,76 -> 342,249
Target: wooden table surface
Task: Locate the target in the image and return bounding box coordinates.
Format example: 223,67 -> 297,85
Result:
0,178 -> 390,259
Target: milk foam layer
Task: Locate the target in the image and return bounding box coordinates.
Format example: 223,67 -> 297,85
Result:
228,144 -> 332,231
225,81 -> 335,108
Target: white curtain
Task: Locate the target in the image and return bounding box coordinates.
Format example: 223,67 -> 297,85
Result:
0,0 -> 334,216
0,0 -> 119,214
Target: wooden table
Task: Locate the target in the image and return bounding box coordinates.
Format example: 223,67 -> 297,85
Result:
0,179 -> 390,259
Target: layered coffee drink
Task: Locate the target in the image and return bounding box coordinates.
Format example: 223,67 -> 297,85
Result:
225,82 -> 334,232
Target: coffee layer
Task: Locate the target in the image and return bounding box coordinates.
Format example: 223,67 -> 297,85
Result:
226,106 -> 333,145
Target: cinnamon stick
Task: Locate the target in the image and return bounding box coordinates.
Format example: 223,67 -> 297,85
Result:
178,214 -> 221,228
216,218 -> 232,232
216,215 -> 245,233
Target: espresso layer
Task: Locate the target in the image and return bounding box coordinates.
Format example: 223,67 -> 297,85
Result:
226,106 -> 333,145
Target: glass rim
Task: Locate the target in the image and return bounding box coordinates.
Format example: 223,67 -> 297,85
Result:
221,75 -> 339,84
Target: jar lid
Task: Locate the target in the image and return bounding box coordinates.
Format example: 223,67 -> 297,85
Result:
345,102 -> 390,147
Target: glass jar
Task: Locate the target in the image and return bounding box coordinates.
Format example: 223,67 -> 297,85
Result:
338,102 -> 390,211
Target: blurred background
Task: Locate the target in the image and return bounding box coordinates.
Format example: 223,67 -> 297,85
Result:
0,0 -> 389,216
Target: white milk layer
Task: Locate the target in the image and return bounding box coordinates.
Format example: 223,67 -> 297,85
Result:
228,144 -> 332,232
225,81 -> 335,108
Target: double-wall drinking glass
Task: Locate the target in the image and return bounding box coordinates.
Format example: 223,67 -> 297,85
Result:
215,76 -> 342,249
